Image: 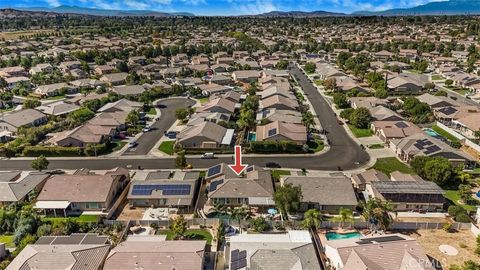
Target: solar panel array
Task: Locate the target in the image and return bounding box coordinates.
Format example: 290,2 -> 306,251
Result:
394,121 -> 409,128
267,128 -> 277,137
131,184 -> 191,196
231,249 -> 247,270
209,179 -> 224,192
207,164 -> 222,177
439,106 -> 457,116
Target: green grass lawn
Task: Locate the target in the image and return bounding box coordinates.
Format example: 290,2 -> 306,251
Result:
371,157 -> 414,176
157,229 -> 212,245
158,141 -> 175,155
454,89 -> 469,96
431,124 -> 460,143
443,190 -> 477,212
45,95 -> 66,100
0,235 -> 14,248
314,80 -> 323,86
348,125 -> 373,138
368,144 -> 384,149
407,69 -> 423,74
307,139 -> 324,152
41,215 -> 99,223
146,107 -> 157,115
271,170 -> 291,182
111,141 -> 127,152
431,75 -> 444,81
197,97 -> 210,104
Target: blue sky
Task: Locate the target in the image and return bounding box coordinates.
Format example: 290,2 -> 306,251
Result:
1,0 -> 443,15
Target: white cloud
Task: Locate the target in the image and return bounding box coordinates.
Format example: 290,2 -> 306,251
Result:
237,0 -> 278,15
45,0 -> 61,7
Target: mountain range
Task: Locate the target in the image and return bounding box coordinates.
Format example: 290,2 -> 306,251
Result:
1,0 -> 479,18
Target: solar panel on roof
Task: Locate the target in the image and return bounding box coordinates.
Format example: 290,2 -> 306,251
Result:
209,179 -> 224,192
131,184 -> 191,196
207,165 -> 222,177
238,259 -> 247,268
440,107 -> 457,115
267,128 -> 277,137
239,250 -> 247,259
394,122 -> 409,128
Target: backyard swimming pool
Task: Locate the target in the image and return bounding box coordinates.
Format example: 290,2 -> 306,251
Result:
326,232 -> 362,240
247,132 -> 256,142
423,128 -> 440,138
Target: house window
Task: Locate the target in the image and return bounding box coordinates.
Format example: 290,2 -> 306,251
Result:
87,202 -> 99,209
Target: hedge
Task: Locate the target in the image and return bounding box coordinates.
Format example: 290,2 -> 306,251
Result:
248,141 -> 303,153
22,146 -> 82,157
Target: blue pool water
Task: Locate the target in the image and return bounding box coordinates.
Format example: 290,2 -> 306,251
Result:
247,132 -> 256,142
424,128 -> 440,138
326,232 -> 362,240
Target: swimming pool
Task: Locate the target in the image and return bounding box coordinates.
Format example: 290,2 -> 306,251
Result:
247,132 -> 256,142
423,128 -> 440,138
326,232 -> 362,240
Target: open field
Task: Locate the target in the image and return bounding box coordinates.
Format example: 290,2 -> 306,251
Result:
0,29 -> 56,40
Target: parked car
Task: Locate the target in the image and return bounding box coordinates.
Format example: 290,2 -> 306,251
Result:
128,140 -> 138,148
265,162 -> 281,168
165,131 -> 177,139
201,153 -> 215,159
143,126 -> 152,132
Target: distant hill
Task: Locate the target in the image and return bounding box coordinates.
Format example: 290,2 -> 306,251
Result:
0,8 -> 70,18
12,5 -> 194,17
354,0 -> 480,16
257,10 -> 346,17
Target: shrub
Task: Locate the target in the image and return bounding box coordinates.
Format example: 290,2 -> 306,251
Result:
443,223 -> 453,233
448,205 -> 465,217
249,141 -> 303,153
23,146 -> 82,157
455,213 -> 470,223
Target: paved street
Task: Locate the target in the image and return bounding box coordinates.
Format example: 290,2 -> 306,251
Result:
0,67 -> 370,171
123,98 -> 196,156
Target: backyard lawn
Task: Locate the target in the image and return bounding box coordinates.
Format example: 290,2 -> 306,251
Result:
158,141 -> 175,155
271,170 -> 291,182
348,125 -> 373,137
443,190 -> 477,212
431,75 -> 444,80
0,235 -> 14,248
146,107 -> 157,115
431,124 -> 460,143
197,97 -> 210,104
157,229 -> 212,245
41,215 -> 99,223
371,157 -> 414,176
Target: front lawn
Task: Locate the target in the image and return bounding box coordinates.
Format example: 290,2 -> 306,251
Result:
197,97 -> 210,104
307,139 -> 324,152
348,125 -> 373,137
158,141 -> 175,155
0,235 -> 14,248
431,124 -> 459,143
156,229 -> 212,245
45,95 -> 65,100
146,107 -> 157,115
110,141 -> 127,152
431,75 -> 444,81
443,190 -> 477,212
371,157 -> 414,176
271,170 -> 291,182
368,144 -> 384,149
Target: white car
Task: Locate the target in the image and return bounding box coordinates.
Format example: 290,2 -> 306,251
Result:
128,140 -> 138,148
142,126 -> 152,132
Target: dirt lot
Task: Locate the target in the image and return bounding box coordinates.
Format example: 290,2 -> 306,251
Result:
405,229 -> 479,269
116,204 -> 145,220
0,29 -> 55,40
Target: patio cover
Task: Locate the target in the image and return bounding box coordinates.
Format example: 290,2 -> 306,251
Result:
35,200 -> 71,209
248,197 -> 275,205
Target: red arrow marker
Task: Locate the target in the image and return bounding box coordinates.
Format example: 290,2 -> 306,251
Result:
228,145 -> 248,176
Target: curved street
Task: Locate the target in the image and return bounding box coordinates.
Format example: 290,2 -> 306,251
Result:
0,67 -> 370,171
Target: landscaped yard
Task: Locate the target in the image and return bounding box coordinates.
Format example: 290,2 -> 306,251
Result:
431,124 -> 460,143
110,141 -> 127,152
443,190 -> 477,212
271,170 -> 291,182
0,235 -> 14,248
314,80 -> 323,86
146,107 -> 157,115
41,215 -> 99,223
348,125 -> 373,137
307,139 -> 324,152
156,229 -> 212,245
368,144 -> 384,149
197,97 -> 210,104
371,157 -> 414,176
45,95 -> 66,100
158,141 -> 175,155
431,74 -> 444,80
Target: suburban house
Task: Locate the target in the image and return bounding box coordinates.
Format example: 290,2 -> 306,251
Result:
349,97 -> 387,109
452,114 -> 480,139
34,168 -> 129,217
366,180 -> 444,212
127,171 -> 200,211
368,106 -> 404,122
34,82 -> 76,97
97,99 -> 143,113
0,109 -> 48,133
256,121 -> 307,145
387,73 -> 427,93
350,169 -> 389,191
187,112 -> 231,126
0,171 -> 49,206
35,101 -> 81,116
103,236 -> 206,270
113,85 -> 145,96
232,70 -> 260,83
177,121 -> 233,148
256,109 -> 303,125
196,97 -> 236,114
389,133 -> 475,167
100,72 -> 128,86
7,233 -> 110,270
323,233 -> 435,270
197,83 -> 232,96
206,164 -> 275,208
259,95 -> 299,111
228,231 -> 320,270
282,176 -> 358,213
371,120 -> 423,143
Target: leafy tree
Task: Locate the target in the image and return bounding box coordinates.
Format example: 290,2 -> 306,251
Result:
175,108 -> 189,121
361,198 -> 393,231
458,184 -> 473,204
67,107 -> 95,128
126,110 -> 140,126
334,207 -> 354,228
412,60 -> 428,73
340,108 -> 354,120
302,209 -> 321,229
248,217 -> 269,232
375,88 -> 388,98
170,215 -> 187,238
423,157 -> 454,186
116,61 -> 128,72
31,155 -> 49,171
301,111 -> 315,131
350,107 -> 371,129
333,92 -> 349,108
175,150 -> 187,169
304,62 -> 316,74
323,77 -> 337,91
273,183 -> 303,217
23,98 -> 41,109
444,79 -> 453,86
410,156 -> 430,176
275,60 -> 289,70
230,206 -> 250,232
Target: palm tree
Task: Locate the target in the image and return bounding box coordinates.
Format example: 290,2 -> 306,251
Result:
213,201 -> 227,215
302,111 -> 315,131
230,206 -> 251,232
302,209 -> 322,230
334,207 -> 354,228
361,198 -> 394,231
